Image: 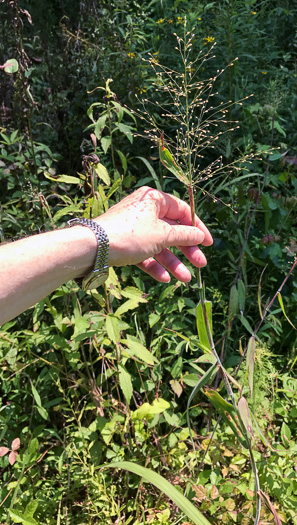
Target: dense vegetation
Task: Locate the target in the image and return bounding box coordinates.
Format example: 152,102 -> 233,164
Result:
1,1 -> 297,523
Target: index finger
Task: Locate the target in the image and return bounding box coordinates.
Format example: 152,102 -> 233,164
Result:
157,191 -> 213,247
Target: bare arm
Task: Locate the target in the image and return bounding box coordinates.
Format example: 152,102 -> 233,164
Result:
0,187 -> 212,325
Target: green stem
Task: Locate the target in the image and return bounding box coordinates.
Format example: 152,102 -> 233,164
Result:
187,184 -> 235,404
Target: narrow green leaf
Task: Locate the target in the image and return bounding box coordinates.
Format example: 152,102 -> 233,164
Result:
120,339 -> 157,365
196,301 -> 212,350
229,284 -> 239,317
118,363 -> 133,405
105,462 -> 212,525
135,156 -> 162,191
246,336 -> 255,398
37,406 -> 48,421
187,363 -> 218,441
159,132 -> 190,184
107,178 -> 122,199
237,279 -> 246,313
278,293 -> 297,330
106,314 -> 120,344
116,149 -> 127,174
31,384 -> 41,407
240,315 -> 254,335
237,397 -> 254,438
203,389 -> 249,448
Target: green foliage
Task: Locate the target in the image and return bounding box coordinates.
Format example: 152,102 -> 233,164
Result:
1,0 -> 297,523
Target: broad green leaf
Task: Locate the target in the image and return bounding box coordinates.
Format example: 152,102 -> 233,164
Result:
118,363 -> 133,405
101,136 -> 111,153
171,356 -> 183,379
24,500 -> 38,519
132,398 -> 170,420
94,163 -> 110,186
44,172 -> 82,185
94,114 -> 108,138
106,314 -> 120,344
169,379 -> 183,397
116,123 -> 134,143
196,301 -> 213,350
115,299 -> 140,317
3,58 -> 18,74
203,389 -> 249,448
121,287 -> 147,303
237,397 -> 254,438
281,422 -> 291,448
246,336 -> 255,398
9,509 -> 38,525
278,293 -> 296,330
159,132 -> 190,184
106,462 -> 211,525
120,339 -> 157,365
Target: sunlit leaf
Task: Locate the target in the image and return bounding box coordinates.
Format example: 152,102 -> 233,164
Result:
106,314 -> 120,344
203,389 -> 249,448
132,398 -> 170,420
238,397 -> 254,438
118,363 -> 133,405
106,462 -> 212,525
121,339 -> 157,365
159,131 -> 190,184
94,163 -> 111,186
196,301 -> 213,351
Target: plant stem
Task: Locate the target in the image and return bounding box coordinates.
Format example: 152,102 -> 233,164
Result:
187,185 -> 235,403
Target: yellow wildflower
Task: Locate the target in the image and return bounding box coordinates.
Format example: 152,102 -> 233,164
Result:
138,86 -> 147,94
177,16 -> 184,24
252,11 -> 256,14
168,19 -> 174,23
197,17 -> 202,20
156,18 -> 165,24
261,71 -> 267,74
127,52 -> 135,59
203,36 -> 215,45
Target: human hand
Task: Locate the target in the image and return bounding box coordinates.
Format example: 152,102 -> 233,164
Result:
96,186 -> 213,283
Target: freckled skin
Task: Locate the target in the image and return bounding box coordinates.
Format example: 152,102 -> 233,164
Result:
96,186 -> 213,283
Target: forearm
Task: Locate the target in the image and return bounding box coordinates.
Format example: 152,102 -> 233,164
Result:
0,226 -> 97,325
